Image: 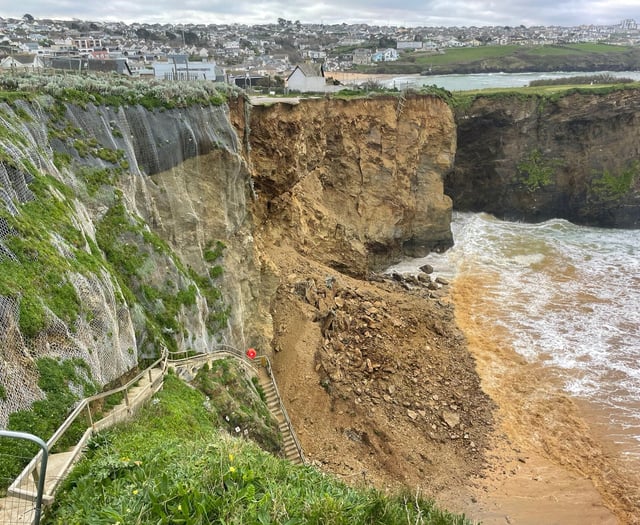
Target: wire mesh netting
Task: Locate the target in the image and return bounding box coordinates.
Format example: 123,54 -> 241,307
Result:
0,432 -> 44,524
0,102 -> 139,430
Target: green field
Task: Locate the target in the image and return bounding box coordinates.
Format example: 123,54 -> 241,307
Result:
526,43 -> 630,56
414,45 -> 521,66
359,43 -> 640,75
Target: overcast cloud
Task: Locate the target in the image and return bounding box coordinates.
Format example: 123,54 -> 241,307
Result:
0,0 -> 638,27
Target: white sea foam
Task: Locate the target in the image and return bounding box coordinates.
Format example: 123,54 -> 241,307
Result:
390,212 -> 640,452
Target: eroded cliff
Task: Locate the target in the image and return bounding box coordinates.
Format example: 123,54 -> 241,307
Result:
0,86 -> 458,432
448,88 -> 640,227
236,95 -> 456,276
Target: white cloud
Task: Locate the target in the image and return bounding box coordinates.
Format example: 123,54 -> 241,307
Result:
4,0 -> 639,27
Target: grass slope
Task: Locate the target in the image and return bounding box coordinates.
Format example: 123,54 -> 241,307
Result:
44,371 -> 472,525
359,43 -> 640,75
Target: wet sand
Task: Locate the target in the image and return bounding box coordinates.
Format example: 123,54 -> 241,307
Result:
448,273 -> 640,525
327,71 -> 418,86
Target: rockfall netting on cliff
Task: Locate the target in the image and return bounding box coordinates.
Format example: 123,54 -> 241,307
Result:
0,76 -> 253,429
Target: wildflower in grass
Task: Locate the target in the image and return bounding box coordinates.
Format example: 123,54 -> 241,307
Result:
228,453 -> 234,462
229,466 -> 236,473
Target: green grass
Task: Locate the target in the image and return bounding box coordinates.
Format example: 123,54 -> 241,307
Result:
0,73 -> 233,110
414,45 -> 520,66
451,83 -> 640,111
429,43 -> 634,64
0,357 -> 98,493
0,168 -> 97,337
45,373 -> 472,525
361,43 -> 640,74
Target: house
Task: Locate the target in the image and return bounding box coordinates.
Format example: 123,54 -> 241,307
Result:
0,54 -> 44,71
371,48 -> 399,62
286,62 -> 325,92
352,48 -> 372,65
302,49 -> 326,60
153,55 -> 224,81
397,40 -> 423,50
87,58 -> 132,75
43,56 -> 132,75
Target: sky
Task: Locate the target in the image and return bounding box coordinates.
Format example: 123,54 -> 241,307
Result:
0,0 -> 638,28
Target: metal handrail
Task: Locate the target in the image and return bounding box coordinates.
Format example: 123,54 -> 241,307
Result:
259,355 -> 306,464
168,346 -> 305,463
9,352 -> 168,500
8,344 -> 306,509
0,431 -> 48,523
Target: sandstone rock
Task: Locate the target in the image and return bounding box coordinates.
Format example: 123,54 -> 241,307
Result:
435,276 -> 449,286
407,409 -> 418,420
417,272 -> 431,283
442,410 -> 460,429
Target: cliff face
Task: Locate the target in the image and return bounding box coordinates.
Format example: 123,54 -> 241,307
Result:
448,89 -> 640,227
0,91 -> 456,427
0,96 -> 258,427
238,95 -> 456,276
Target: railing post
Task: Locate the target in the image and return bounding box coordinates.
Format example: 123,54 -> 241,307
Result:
124,390 -> 130,413
85,403 -> 93,428
1,430 -> 48,524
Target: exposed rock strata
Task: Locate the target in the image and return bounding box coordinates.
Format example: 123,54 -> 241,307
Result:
448,89 -> 640,227
234,95 -> 456,276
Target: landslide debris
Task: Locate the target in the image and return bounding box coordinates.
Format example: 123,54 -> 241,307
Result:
265,245 -> 495,497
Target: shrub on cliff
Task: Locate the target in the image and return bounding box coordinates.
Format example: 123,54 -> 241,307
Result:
0,73 -> 239,109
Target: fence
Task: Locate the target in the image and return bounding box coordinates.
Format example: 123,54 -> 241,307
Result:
1,353 -> 166,524
1,346 -> 305,523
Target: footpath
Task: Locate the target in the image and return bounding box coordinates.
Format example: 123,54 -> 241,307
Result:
0,348 -> 303,524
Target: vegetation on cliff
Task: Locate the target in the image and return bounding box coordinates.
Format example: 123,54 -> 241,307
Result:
44,371 -> 472,525
448,85 -> 640,227
0,358 -> 99,492
0,73 -> 234,109
0,83 -> 233,489
450,80 -> 640,112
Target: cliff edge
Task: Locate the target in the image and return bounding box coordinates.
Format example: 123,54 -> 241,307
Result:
448,88 -> 640,227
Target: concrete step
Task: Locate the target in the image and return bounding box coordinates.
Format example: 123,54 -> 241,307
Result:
0,495 -> 38,524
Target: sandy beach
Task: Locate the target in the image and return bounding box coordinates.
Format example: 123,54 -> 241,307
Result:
445,273 -> 640,525
326,71 -> 418,86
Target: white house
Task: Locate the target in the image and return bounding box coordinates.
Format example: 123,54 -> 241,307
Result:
0,54 -> 44,71
286,62 -> 325,92
397,40 -> 423,50
371,48 -> 399,62
153,55 -> 223,81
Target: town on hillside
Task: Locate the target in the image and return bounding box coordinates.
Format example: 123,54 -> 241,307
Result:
0,15 -> 639,92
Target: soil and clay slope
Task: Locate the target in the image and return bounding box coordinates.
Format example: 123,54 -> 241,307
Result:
236,94 -> 456,276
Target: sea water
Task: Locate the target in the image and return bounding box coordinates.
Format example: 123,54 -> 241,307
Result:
383,70 -> 640,91
390,212 -> 640,460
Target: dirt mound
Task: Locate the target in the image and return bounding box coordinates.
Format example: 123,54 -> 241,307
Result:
259,242 -> 636,524
264,244 -> 494,497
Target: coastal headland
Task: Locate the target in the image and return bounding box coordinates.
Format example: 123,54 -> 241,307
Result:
1,77 -> 639,523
